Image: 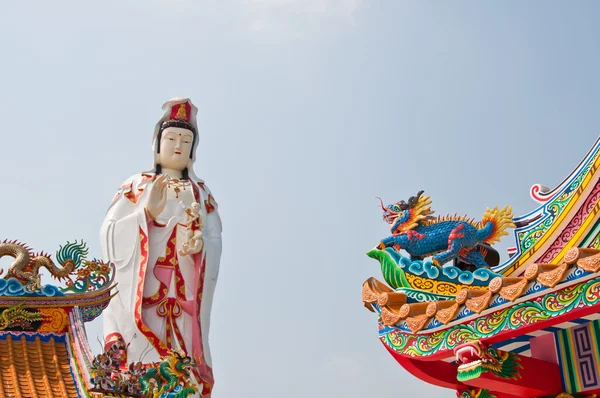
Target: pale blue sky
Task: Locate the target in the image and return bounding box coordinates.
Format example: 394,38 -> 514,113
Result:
1,1 -> 599,397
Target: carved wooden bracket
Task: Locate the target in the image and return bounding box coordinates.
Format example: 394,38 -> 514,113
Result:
457,289 -> 493,314
489,277 -> 529,301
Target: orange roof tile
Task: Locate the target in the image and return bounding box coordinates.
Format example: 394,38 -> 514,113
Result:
0,334 -> 78,397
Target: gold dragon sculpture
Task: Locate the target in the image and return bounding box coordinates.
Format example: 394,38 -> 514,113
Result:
0,239 -> 87,289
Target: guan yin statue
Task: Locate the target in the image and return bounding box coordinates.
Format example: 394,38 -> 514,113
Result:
100,98 -> 222,397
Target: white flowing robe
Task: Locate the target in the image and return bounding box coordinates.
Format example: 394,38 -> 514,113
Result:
100,172 -> 222,396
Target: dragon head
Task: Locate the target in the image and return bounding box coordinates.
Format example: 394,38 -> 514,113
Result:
455,341 -> 495,364
168,349 -> 197,377
454,341 -> 521,382
377,190 -> 435,234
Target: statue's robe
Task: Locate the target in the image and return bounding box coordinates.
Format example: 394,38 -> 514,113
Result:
100,172 -> 222,396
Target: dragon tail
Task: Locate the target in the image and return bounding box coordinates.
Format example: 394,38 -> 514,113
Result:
477,205 -> 516,245
56,240 -> 88,268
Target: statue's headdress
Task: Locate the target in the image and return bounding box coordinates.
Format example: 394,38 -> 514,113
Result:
160,100 -> 197,136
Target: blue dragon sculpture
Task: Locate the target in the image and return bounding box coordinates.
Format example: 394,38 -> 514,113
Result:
377,191 -> 515,269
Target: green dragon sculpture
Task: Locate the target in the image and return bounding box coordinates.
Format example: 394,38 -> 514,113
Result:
457,388 -> 496,398
139,349 -> 198,398
0,303 -> 43,330
454,341 -> 523,382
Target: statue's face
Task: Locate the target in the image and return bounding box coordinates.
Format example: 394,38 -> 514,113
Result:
158,127 -> 194,170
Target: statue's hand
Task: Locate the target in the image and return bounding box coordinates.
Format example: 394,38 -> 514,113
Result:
146,174 -> 168,219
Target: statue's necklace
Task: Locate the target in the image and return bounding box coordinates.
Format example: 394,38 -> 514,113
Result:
167,178 -> 191,199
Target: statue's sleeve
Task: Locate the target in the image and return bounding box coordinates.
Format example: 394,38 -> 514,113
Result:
201,187 -> 222,286
204,209 -> 222,240
100,175 -> 150,271
200,183 -> 222,240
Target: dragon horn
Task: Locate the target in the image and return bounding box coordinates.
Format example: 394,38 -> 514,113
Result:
375,197 -> 387,211
407,190 -> 424,208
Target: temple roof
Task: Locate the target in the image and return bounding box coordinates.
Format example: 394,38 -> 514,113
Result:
0,333 -> 77,397
362,138 -> 600,373
363,247 -> 600,333
0,238 -> 200,398
363,248 -> 600,333
0,239 -> 119,397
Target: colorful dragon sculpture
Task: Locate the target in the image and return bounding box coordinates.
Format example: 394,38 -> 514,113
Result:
90,348 -> 197,398
0,239 -> 88,288
454,341 -> 523,382
140,350 -> 198,398
0,303 -> 43,330
457,388 -> 497,398
377,191 -> 515,269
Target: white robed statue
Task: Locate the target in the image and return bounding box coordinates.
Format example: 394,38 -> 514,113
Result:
100,98 -> 222,397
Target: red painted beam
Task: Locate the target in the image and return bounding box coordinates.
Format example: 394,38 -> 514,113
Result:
580,387 -> 600,395
384,341 -> 562,397
460,353 -> 563,397
385,344 -> 535,398
383,343 -> 465,390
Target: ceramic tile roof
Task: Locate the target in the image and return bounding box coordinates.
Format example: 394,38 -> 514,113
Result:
363,247 -> 600,333
0,334 -> 78,398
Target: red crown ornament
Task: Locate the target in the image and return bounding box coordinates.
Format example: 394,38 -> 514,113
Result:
169,101 -> 192,122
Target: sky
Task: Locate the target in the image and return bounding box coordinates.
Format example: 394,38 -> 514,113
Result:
1,1 -> 600,397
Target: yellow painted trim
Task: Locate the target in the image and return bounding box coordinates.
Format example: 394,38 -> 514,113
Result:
557,333 -> 572,392
552,202 -> 600,264
506,156 -> 600,275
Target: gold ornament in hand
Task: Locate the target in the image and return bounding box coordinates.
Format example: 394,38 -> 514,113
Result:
179,202 -> 204,256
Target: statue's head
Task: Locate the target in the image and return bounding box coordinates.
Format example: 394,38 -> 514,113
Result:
157,126 -> 195,171
153,98 -> 199,179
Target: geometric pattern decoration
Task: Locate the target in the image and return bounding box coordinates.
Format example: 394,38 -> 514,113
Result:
556,318 -> 600,393
491,313 -> 600,359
